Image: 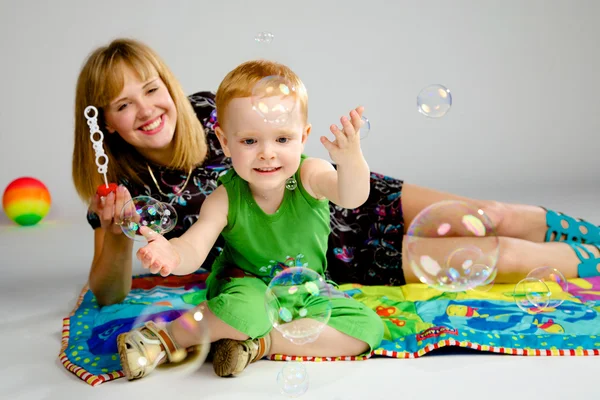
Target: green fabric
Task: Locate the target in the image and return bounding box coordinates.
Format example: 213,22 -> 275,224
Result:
206,274 -> 273,338
214,154 -> 331,282
206,274 -> 384,351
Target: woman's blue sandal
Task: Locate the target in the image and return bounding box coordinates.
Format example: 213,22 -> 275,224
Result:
543,208 -> 600,245
566,242 -> 600,278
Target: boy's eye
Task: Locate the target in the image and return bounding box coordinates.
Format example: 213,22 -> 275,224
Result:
277,137 -> 289,143
243,139 -> 256,145
147,87 -> 158,94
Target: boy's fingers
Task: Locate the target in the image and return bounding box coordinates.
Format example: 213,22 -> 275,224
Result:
340,116 -> 355,138
330,124 -> 347,146
350,111 -> 363,136
139,226 -> 160,242
320,136 -> 336,153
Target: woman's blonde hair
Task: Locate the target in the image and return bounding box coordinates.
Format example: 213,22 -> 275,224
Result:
215,59 -> 308,128
72,38 -> 207,202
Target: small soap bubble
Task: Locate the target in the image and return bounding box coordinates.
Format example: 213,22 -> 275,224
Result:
255,31 -> 274,44
406,200 -> 499,292
527,266 -> 568,308
119,195 -> 177,241
469,266 -> 497,293
417,84 -> 452,118
359,116 -> 370,139
337,114 -> 370,139
251,76 -> 297,125
277,363 -> 309,397
514,277 -> 551,314
265,267 -> 333,345
513,266 -> 567,312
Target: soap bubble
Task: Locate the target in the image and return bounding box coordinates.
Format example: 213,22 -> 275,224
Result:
265,267 -> 333,345
129,302 -> 211,374
406,200 -> 499,292
277,363 -> 309,397
359,116 -> 370,139
417,84 -> 452,118
527,266 -> 568,308
119,195 -> 177,241
251,76 -> 297,125
470,266 -> 497,293
514,266 -> 567,312
513,277 -> 551,314
255,31 -> 274,44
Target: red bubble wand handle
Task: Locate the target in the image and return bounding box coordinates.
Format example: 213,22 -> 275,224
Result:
84,106 -> 118,197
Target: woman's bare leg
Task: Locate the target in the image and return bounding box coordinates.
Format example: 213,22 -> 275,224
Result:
401,183 -> 549,242
401,235 -> 600,284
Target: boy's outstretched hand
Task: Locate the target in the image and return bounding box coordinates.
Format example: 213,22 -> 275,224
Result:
320,106 -> 365,166
136,226 -> 180,277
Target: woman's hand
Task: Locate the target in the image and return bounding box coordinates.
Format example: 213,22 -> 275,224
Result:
89,185 -> 132,235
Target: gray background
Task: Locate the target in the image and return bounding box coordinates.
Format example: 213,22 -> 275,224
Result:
1,0 -> 598,221
1,1 -> 599,398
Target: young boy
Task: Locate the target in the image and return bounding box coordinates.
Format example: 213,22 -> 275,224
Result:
117,59 -> 384,380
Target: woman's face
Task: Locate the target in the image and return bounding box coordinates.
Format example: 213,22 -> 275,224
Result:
103,66 -> 177,164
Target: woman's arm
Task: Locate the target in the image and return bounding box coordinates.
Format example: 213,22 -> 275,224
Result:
88,229 -> 134,306
86,186 -> 135,306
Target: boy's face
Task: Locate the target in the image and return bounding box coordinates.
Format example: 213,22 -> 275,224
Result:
215,97 -> 311,192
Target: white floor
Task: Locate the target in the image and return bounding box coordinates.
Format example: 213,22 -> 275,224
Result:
2,186 -> 599,400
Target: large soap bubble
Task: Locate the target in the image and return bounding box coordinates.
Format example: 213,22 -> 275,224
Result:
251,76 -> 298,125
118,195 -> 177,241
265,267 -> 333,345
417,84 -> 452,118
406,200 -> 499,292
129,302 -> 211,375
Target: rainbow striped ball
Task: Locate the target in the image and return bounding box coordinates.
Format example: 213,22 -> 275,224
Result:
2,177 -> 51,226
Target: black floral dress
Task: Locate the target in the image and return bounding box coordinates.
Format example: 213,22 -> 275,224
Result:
87,91 -> 406,286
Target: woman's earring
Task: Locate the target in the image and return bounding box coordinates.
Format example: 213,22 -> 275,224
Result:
285,177 -> 297,191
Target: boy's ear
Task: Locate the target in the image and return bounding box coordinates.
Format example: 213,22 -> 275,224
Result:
215,126 -> 231,157
301,124 -> 312,145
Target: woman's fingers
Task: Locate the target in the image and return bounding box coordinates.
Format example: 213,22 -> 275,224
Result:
101,192 -> 115,227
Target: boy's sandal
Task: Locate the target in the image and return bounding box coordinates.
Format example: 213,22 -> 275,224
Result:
212,335 -> 271,377
117,321 -> 188,380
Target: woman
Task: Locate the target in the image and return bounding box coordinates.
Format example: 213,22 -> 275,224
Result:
72,38 -> 600,306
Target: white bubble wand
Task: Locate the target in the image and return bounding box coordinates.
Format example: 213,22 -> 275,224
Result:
84,106 -> 117,196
